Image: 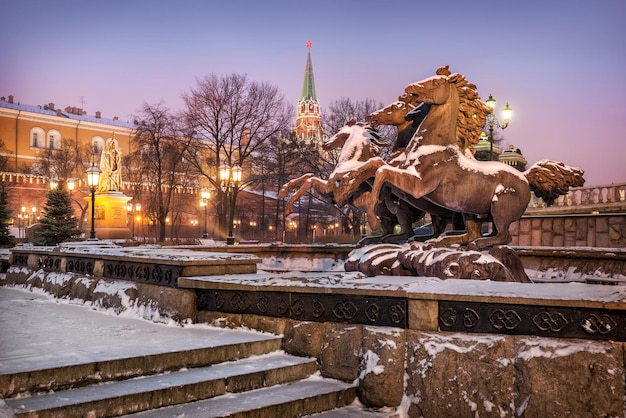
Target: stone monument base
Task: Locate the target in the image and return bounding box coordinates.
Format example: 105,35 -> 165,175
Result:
87,192 -> 132,240
93,227 -> 131,240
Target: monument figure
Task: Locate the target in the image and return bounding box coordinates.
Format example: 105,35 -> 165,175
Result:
98,137 -> 122,193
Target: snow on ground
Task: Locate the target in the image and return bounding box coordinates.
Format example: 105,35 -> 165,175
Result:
0,282 -> 274,376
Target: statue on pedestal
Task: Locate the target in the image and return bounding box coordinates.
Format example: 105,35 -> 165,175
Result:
98,137 -> 122,193
90,136 -> 132,239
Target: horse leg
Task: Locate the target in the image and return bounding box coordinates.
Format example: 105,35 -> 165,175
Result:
334,157 -> 387,204
426,217 -> 481,248
380,189 -> 424,243
470,205 -> 515,249
279,173 -> 314,199
367,167 -> 432,231
284,177 -> 328,215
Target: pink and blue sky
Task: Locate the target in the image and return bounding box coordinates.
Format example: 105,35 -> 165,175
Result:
2,0 -> 625,186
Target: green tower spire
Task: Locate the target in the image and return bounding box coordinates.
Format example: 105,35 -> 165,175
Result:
300,40 -> 317,101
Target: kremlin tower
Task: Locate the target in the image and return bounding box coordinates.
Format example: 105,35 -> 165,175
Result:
295,41 -> 323,141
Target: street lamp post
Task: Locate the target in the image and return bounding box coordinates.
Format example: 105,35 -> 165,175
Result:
126,202 -> 141,239
17,213 -> 23,238
484,94 -> 512,161
86,163 -> 101,240
200,190 -> 210,238
21,204 -> 27,228
190,219 -> 199,237
219,164 -> 242,245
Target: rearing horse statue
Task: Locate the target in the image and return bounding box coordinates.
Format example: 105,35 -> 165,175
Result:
278,120 -> 388,215
340,66 -> 584,249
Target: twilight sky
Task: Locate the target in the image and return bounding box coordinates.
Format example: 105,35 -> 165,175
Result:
2,0 -> 625,186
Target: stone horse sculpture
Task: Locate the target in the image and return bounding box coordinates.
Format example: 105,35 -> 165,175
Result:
279,120 -> 427,243
367,97 -> 467,238
339,66 -> 585,249
278,120 -> 388,216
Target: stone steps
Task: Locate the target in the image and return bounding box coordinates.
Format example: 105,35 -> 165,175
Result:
120,378 -> 356,418
1,333 -> 284,398
3,338 -> 356,417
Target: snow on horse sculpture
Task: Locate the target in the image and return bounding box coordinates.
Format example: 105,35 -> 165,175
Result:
367,96 -> 467,238
341,66 -> 585,249
278,120 -> 388,216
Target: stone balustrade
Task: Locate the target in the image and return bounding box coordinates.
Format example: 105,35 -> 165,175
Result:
528,182 -> 626,212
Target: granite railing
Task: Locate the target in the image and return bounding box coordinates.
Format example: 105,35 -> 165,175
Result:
528,182 -> 626,210
8,243 -> 260,288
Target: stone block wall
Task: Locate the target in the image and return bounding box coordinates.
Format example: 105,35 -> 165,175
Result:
3,266 -> 198,323
510,213 -> 626,248
198,311 -> 626,417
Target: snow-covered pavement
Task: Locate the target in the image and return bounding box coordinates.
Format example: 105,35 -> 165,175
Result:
0,285 -> 275,376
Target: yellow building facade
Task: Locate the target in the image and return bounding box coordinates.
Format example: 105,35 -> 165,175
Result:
0,95 -> 136,238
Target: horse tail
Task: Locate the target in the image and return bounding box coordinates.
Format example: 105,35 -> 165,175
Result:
523,159 -> 585,206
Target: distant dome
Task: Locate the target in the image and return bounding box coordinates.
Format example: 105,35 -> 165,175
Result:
472,136 -> 502,156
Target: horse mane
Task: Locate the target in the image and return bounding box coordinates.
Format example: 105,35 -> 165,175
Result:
345,119 -> 389,149
524,160 -> 585,206
435,66 -> 492,154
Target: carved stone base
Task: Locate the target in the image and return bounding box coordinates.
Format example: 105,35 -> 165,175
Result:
346,243 -> 531,282
86,192 -> 132,239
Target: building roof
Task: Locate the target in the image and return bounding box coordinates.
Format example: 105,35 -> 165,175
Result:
0,97 -> 137,130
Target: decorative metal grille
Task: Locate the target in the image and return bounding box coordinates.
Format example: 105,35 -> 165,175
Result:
66,257 -> 94,275
103,260 -> 181,287
197,289 -> 407,327
439,300 -> 626,341
36,255 -> 62,272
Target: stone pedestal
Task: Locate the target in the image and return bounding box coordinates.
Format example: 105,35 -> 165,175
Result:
86,192 -> 132,239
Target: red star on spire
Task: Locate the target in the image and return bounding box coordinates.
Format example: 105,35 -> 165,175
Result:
306,40 -> 312,49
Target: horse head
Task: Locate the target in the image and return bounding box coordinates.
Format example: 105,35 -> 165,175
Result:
400,66 -> 491,154
368,100 -> 415,128
404,75 -> 452,105
322,119 -> 358,151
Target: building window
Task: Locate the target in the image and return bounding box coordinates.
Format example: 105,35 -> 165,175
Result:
30,127 -> 45,148
48,130 -> 61,150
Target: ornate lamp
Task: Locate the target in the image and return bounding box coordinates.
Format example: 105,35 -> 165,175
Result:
86,163 -> 101,240
126,201 -> 141,239
200,189 -> 210,238
502,103 -> 512,126
484,94 -> 513,161
218,163 -> 243,245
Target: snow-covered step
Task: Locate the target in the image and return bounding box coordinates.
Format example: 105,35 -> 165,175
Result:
6,352 -> 318,417
306,402 -> 398,417
2,333 -> 283,398
120,376 -> 357,418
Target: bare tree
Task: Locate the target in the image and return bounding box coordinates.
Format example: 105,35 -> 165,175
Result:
33,137 -> 87,181
31,138 -> 91,230
182,73 -> 291,240
131,102 -> 196,243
